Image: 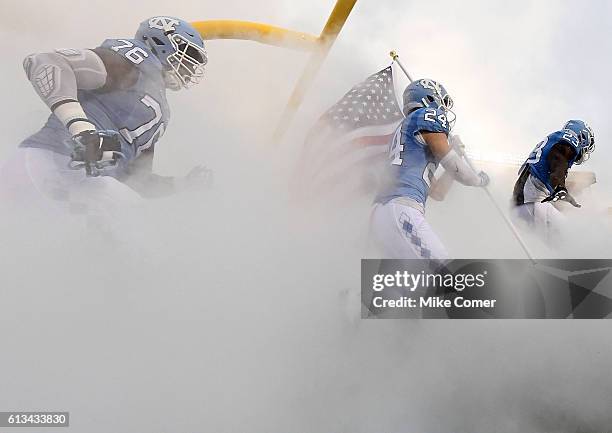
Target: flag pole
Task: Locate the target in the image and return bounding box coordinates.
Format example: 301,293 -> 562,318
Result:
389,50 -> 536,264
389,51 -> 413,82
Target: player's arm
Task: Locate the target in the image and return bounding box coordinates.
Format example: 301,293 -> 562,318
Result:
429,170 -> 455,201
541,142 -> 581,207
548,142 -> 575,190
120,150 -> 175,198
120,150 -> 213,198
23,49 -> 138,168
23,48 -> 140,131
422,132 -> 488,187
429,134 -> 470,200
24,49 -> 105,135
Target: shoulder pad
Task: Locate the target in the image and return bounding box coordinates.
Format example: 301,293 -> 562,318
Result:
548,129 -> 579,149
409,107 -> 451,135
99,38 -> 163,73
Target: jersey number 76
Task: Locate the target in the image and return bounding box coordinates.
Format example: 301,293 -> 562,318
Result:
111,40 -> 149,65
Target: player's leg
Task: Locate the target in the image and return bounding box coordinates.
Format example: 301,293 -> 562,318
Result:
0,147 -> 143,228
510,203 -> 535,227
370,199 -> 449,260
532,201 -> 566,245
0,148 -> 32,205
510,198 -> 566,245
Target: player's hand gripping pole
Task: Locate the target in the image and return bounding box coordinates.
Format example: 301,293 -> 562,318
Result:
389,50 -> 536,263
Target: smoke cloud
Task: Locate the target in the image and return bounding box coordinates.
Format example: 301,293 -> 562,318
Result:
1,1 -> 611,432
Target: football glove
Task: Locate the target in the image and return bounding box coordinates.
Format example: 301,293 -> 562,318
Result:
69,129 -> 122,176
478,171 -> 490,187
542,186 -> 581,208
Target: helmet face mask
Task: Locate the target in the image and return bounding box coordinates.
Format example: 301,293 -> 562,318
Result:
166,33 -> 208,88
562,120 -> 595,165
442,94 -> 454,110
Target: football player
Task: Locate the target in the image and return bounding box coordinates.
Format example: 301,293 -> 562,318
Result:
512,120 -> 595,242
370,79 -> 489,260
0,16 -> 210,215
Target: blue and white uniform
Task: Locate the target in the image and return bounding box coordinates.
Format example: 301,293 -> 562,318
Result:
20,38 -> 170,177
369,78 -> 487,260
517,130 -> 580,200
375,107 -> 451,207
511,123 -> 592,244
1,16 -> 208,227
371,107 -> 452,260
1,40 -> 169,223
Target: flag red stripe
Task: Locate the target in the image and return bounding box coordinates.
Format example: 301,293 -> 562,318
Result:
349,133 -> 394,148
305,133 -> 392,180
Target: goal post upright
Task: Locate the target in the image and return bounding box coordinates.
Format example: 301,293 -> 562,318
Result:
271,0 -> 358,145
190,0 -> 359,146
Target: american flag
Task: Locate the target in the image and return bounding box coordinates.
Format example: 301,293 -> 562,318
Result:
294,66 -> 404,199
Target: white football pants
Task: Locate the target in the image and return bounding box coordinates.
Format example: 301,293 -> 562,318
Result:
370,198 -> 449,260
511,201 -> 566,245
0,147 -> 142,225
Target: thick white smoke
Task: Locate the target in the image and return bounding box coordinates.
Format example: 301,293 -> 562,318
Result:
1,1 -> 612,432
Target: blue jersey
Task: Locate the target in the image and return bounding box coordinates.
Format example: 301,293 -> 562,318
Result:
375,107 -> 451,205
21,38 -> 170,176
521,130 -> 580,193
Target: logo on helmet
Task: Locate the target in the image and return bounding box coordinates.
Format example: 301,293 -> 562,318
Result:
418,79 -> 443,95
149,17 -> 180,32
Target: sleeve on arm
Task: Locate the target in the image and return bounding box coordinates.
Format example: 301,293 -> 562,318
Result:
23,49 -> 109,135
439,149 -> 483,186
23,49 -> 107,107
54,49 -> 107,90
547,142 -> 574,188
120,150 -> 178,199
